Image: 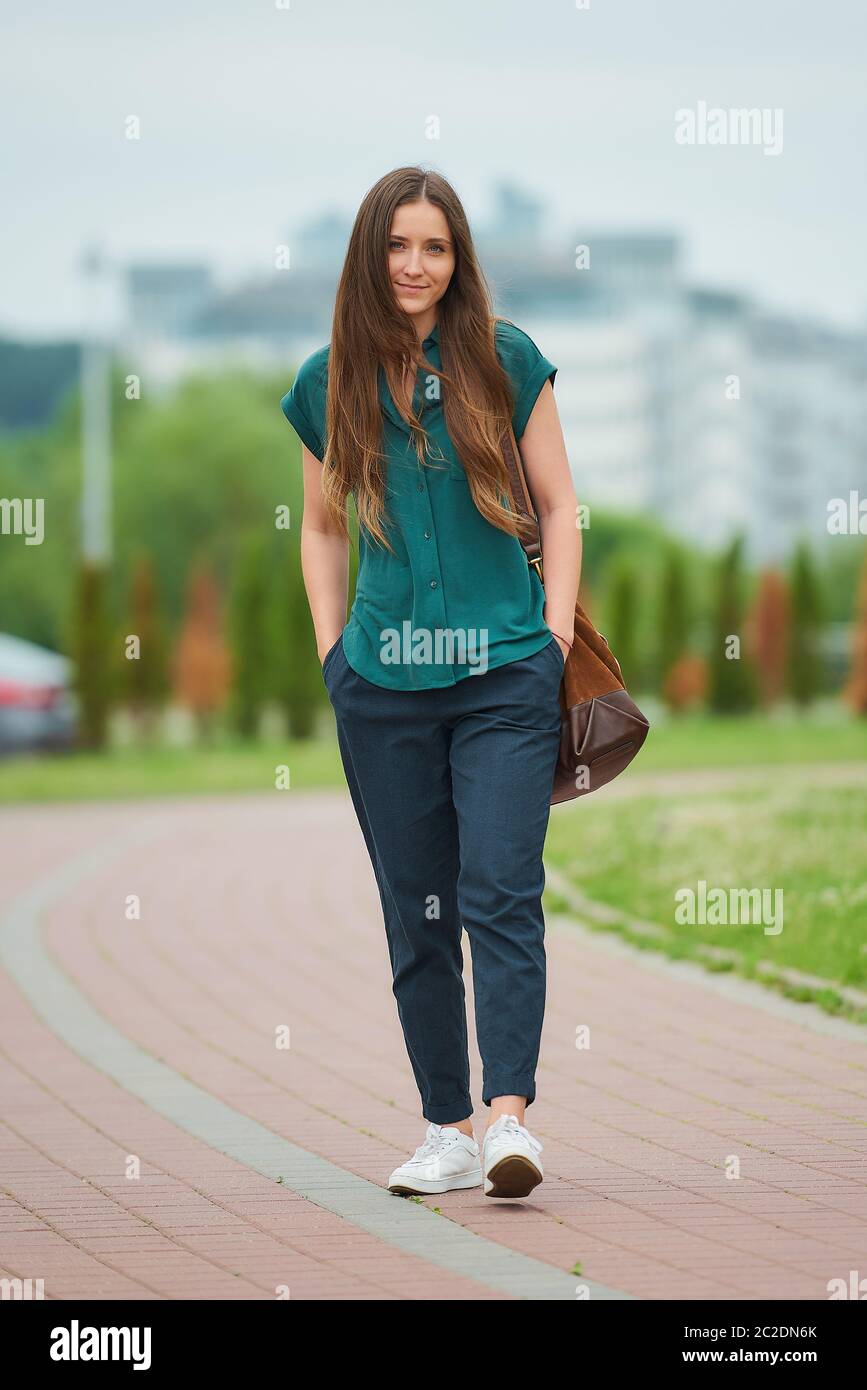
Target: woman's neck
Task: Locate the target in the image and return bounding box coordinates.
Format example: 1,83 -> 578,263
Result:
410,310 -> 437,344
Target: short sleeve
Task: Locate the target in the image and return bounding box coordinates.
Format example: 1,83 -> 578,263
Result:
495,320 -> 557,439
280,346 -> 329,461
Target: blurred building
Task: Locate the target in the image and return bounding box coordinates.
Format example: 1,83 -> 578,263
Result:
126,264 -> 216,337
116,192 -> 867,562
747,314 -> 867,562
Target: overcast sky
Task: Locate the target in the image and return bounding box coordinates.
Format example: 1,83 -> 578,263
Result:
3,0 -> 866,337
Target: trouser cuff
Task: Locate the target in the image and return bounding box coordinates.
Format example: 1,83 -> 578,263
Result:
422,1096 -> 474,1125
482,1076 -> 536,1108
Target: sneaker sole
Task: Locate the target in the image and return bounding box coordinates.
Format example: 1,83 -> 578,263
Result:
388,1167 -> 483,1196
484,1155 -> 543,1199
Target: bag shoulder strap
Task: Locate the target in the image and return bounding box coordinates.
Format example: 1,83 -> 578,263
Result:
501,422 -> 543,568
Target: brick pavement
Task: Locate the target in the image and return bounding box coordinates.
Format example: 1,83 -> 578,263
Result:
1,790 -> 865,1301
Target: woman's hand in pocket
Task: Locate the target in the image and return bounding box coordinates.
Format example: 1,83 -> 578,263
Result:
319,632 -> 342,666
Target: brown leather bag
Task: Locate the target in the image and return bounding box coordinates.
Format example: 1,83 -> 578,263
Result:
501,424 -> 650,804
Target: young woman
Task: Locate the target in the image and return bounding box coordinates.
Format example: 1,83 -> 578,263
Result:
280,166 -> 581,1200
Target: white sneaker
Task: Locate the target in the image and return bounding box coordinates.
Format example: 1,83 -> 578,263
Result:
387,1123 -> 482,1195
483,1114 -> 544,1198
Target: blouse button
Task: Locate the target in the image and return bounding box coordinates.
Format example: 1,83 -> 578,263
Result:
430,579 -> 438,589
424,530 -> 431,539
417,482 -> 424,492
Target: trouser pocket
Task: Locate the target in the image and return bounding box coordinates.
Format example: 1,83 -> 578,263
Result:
321,632 -> 344,681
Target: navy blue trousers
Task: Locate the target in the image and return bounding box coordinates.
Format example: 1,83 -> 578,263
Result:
322,633 -> 564,1124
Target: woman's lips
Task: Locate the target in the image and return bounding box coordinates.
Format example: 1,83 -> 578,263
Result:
396,284 -> 427,294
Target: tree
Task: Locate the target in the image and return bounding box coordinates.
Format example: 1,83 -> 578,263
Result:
228,532 -> 274,739
606,559 -> 640,689
708,535 -> 757,714
658,543 -> 691,704
271,543 -> 323,739
173,564 -> 231,742
115,551 -> 170,743
843,546 -> 867,716
70,562 -> 111,750
747,569 -> 790,708
787,541 -> 823,708
663,653 -> 709,712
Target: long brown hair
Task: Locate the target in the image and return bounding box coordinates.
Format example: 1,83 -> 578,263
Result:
321,166 -> 529,555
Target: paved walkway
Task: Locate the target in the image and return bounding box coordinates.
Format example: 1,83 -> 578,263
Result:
1,789 -> 865,1300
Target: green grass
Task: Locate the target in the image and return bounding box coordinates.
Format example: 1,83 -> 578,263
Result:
0,736 -> 346,804
1,712 -> 865,805
629,709 -> 867,770
544,781 -> 867,1021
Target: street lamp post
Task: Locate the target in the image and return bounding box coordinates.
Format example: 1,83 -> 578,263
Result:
80,244 -> 113,566
76,244 -> 115,748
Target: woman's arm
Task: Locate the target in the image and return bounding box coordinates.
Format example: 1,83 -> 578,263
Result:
299,443 -> 351,663
518,380 -> 581,659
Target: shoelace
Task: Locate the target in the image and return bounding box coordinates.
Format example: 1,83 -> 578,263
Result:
488,1115 -> 543,1154
409,1123 -> 461,1163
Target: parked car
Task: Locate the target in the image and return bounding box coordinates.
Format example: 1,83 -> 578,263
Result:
0,632 -> 76,754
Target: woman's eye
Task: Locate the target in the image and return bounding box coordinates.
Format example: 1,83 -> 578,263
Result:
388,241 -> 446,253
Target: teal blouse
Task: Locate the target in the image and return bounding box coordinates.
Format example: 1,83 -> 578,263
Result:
280,318 -> 557,690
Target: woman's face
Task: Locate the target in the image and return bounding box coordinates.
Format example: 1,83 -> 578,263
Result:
387,201 -> 455,324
